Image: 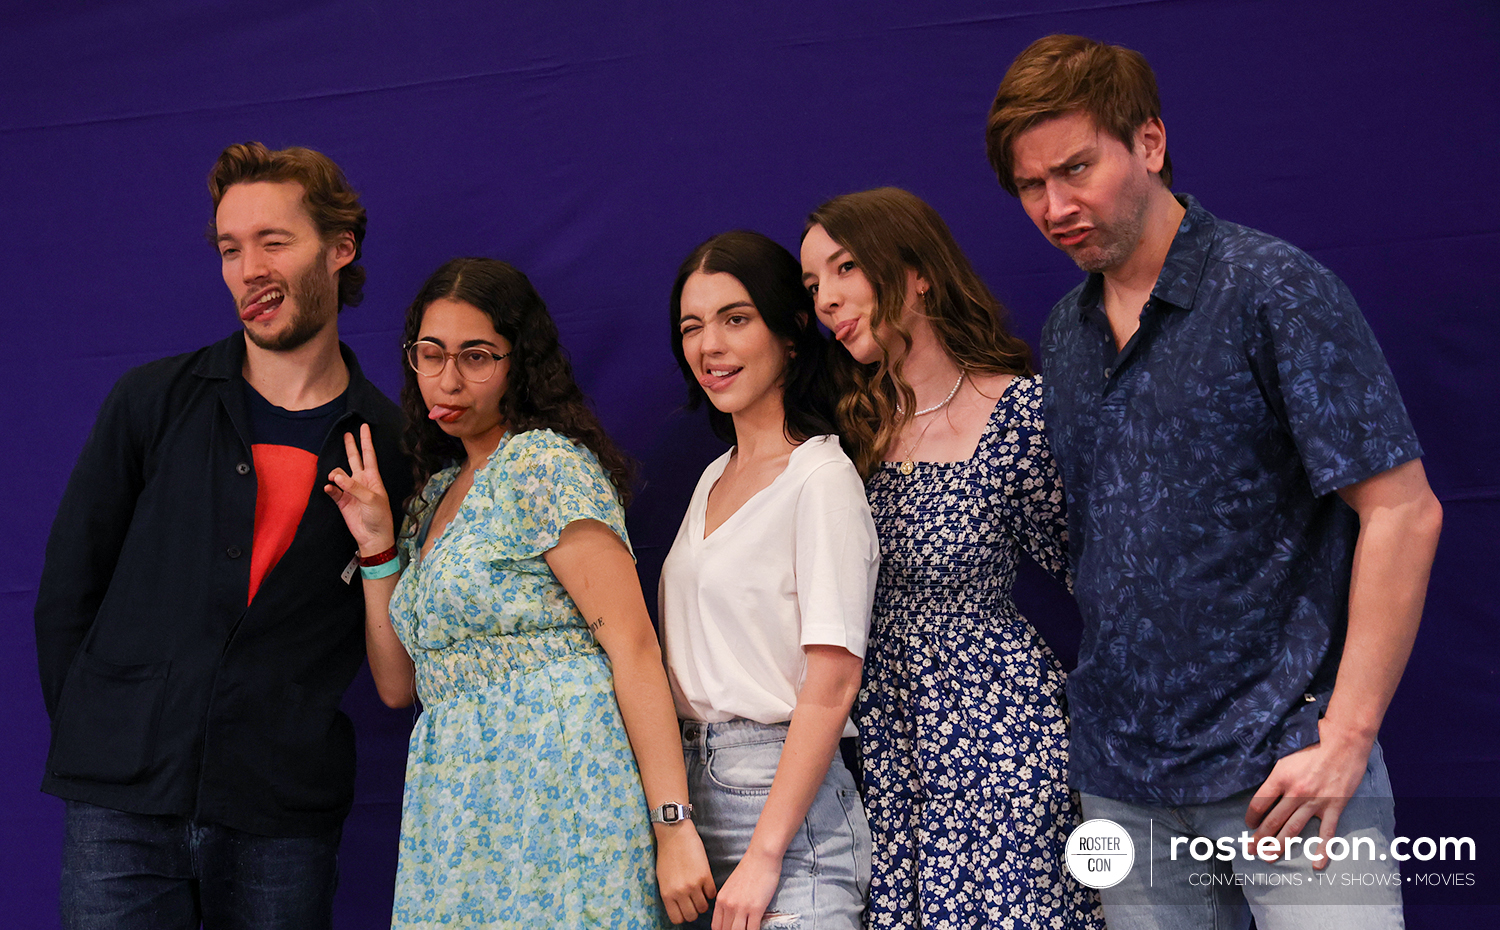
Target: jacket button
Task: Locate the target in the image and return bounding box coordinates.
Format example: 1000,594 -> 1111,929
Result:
1303,693 -> 1317,703
236,462 -> 250,475
227,546 -> 243,559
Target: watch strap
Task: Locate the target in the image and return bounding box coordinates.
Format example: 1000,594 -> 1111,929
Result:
649,801 -> 693,824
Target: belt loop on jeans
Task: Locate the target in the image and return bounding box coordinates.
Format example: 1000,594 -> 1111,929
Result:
680,719 -> 710,763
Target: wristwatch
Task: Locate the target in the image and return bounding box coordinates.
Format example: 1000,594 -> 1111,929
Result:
649,802 -> 693,825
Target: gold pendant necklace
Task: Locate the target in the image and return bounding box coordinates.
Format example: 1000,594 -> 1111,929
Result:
896,374 -> 964,475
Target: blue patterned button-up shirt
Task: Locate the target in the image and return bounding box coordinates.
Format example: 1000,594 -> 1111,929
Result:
1042,195 -> 1422,804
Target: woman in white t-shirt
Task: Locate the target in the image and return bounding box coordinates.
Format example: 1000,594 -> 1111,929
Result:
661,230 -> 879,930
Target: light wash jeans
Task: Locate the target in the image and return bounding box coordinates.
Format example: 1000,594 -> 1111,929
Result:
681,718 -> 870,930
1080,743 -> 1404,930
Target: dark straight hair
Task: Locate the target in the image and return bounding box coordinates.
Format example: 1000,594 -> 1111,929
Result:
668,230 -> 839,446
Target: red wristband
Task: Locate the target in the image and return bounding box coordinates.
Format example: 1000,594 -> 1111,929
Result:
358,545 -> 398,567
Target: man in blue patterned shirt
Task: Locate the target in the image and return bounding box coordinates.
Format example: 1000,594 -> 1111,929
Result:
983,35 -> 1443,927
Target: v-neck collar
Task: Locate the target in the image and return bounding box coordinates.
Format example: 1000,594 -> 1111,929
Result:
695,438 -> 818,543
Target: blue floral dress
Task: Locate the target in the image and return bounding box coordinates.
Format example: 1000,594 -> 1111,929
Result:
387,430 -> 666,928
856,377 -> 1103,929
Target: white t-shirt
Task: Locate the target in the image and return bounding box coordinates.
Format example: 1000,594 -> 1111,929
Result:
659,435 -> 879,736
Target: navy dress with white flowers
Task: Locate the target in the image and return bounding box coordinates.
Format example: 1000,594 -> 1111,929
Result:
856,376 -> 1103,929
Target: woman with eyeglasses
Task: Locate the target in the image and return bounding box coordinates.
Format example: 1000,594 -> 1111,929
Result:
324,257 -> 714,928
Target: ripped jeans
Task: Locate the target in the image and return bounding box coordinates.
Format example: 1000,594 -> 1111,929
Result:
681,719 -> 870,930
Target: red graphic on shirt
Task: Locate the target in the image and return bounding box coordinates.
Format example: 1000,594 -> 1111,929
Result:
248,444 -> 318,603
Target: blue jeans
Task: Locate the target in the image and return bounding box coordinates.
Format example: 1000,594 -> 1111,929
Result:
1079,743 -> 1404,930
681,719 -> 871,930
60,800 -> 341,930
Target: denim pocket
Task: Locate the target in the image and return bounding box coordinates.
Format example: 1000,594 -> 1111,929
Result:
836,787 -> 872,897
706,738 -> 783,794
49,651 -> 170,783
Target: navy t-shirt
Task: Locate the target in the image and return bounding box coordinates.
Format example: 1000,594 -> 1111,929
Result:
245,386 -> 347,603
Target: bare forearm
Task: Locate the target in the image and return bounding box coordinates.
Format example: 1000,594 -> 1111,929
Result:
545,522 -> 715,912
546,525 -> 692,807
1326,462 -> 1442,741
744,647 -> 861,863
608,629 -> 694,809
361,570 -> 415,708
543,522 -> 699,806
323,423 -> 414,707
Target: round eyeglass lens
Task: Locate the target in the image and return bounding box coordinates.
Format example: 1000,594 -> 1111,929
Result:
454,349 -> 497,382
406,343 -> 500,382
407,343 -> 446,376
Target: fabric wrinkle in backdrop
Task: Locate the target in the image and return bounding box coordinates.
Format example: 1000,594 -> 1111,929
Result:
2,2 -> 1496,927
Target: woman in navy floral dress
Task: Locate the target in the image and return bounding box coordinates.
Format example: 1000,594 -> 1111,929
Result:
800,188 -> 1103,929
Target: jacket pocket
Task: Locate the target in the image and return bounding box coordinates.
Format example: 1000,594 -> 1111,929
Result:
263,681 -> 356,814
49,652 -> 170,784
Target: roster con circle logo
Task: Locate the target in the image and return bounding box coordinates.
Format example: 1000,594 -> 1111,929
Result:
1065,818 -> 1135,889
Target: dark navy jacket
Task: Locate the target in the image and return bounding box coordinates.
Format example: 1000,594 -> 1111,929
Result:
36,332 -> 411,836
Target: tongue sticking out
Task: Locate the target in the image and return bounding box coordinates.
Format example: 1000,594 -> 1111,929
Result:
428,405 -> 464,422
243,295 -> 284,322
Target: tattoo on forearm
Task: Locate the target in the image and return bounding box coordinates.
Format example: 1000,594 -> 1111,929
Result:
588,616 -> 606,635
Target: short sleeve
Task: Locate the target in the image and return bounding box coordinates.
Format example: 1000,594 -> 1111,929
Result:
792,450 -> 879,658
1260,260 -> 1423,498
468,430 -> 631,562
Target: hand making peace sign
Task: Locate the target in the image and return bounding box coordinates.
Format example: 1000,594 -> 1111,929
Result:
324,422 -> 398,557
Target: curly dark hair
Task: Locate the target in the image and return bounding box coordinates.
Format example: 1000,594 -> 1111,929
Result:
669,230 -> 839,447
399,257 -> 635,513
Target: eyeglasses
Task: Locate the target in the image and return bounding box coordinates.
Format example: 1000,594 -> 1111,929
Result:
405,340 -> 510,383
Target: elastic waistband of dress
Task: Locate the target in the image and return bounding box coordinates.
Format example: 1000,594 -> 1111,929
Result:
872,606 -> 1027,633
679,717 -> 789,749
413,625 -> 603,705
429,624 -> 599,663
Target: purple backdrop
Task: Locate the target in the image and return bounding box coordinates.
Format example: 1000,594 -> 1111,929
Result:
4,1 -> 1496,926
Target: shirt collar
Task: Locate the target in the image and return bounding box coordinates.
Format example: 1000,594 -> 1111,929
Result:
1152,194 -> 1216,313
195,331 -> 249,379
1073,193 -> 1217,319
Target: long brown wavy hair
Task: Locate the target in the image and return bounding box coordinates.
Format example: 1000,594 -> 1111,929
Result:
399,257 -> 635,515
803,187 -> 1034,477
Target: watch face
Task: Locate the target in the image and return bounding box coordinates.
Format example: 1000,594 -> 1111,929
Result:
661,805 -> 681,823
